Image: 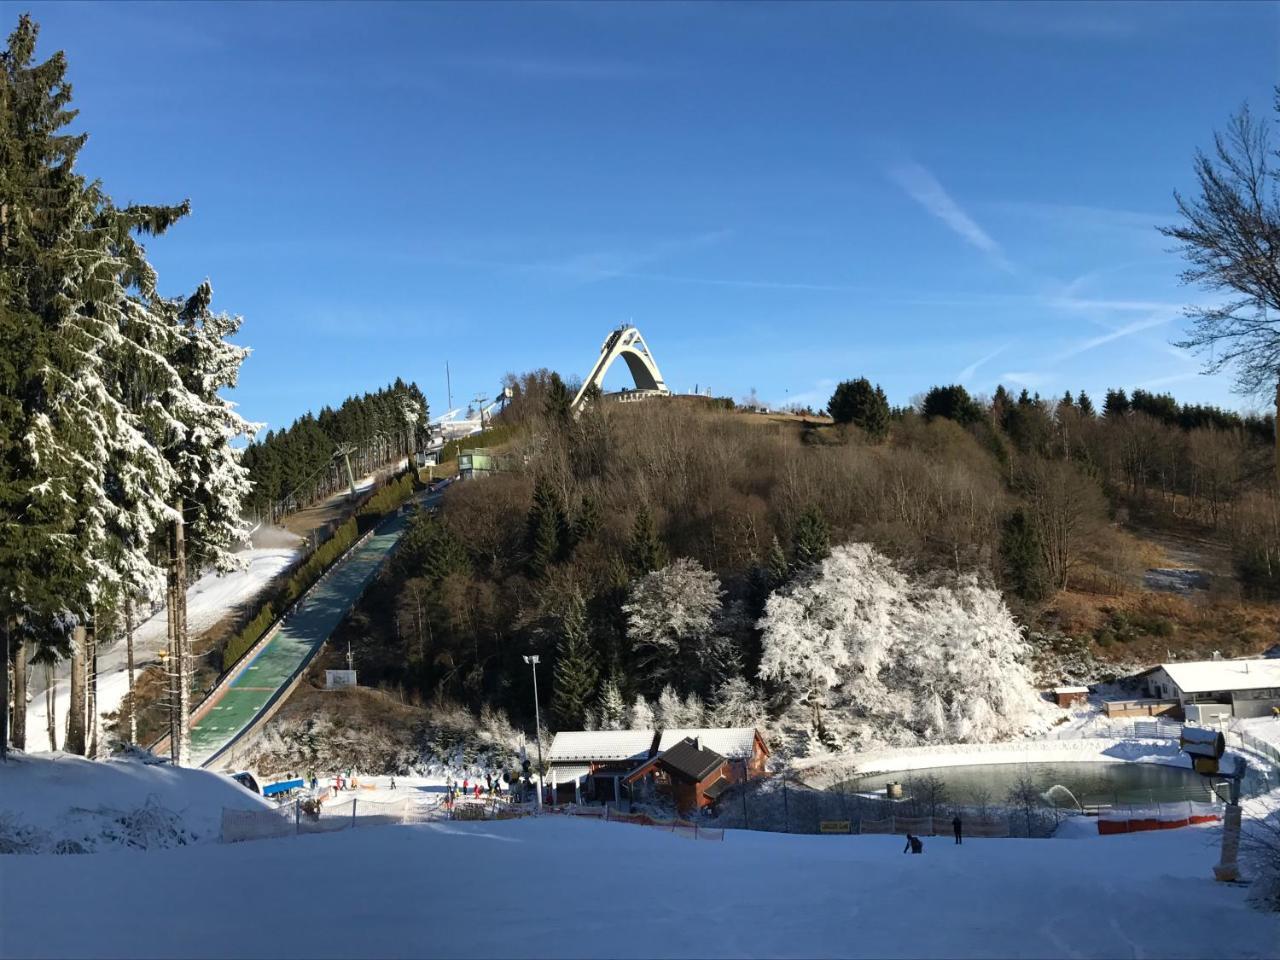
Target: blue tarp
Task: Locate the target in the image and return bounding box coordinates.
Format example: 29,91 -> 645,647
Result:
262,778 -> 305,797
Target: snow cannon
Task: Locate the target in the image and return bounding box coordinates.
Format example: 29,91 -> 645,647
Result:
1179,726 -> 1225,775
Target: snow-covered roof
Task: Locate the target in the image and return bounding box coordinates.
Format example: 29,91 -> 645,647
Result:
547,764 -> 590,784
548,730 -> 657,763
657,728 -> 762,760
1053,686 -> 1089,695
1160,659 -> 1280,695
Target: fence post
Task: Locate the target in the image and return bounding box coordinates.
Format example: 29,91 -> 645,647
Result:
782,779 -> 790,833
351,797 -> 357,828
295,799 -> 301,836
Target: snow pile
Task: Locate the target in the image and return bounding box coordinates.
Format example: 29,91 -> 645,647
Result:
760,543 -> 1054,753
0,754 -> 274,853
2,816 -> 1276,957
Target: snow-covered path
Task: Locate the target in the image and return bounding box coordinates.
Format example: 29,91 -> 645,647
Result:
22,546 -> 298,752
2,815 -> 1275,958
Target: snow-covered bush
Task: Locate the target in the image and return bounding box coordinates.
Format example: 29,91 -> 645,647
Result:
623,558 -> 730,690
758,543 -> 1051,752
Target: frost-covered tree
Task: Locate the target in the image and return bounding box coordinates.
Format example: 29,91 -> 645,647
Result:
758,543 -> 1048,751
0,19 -> 254,761
628,694 -> 655,730
596,676 -> 626,731
623,557 -> 724,692
711,676 -> 768,729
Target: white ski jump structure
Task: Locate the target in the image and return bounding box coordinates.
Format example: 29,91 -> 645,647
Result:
571,325 -> 670,411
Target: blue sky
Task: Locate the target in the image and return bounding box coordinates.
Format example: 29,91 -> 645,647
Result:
24,1 -> 1280,429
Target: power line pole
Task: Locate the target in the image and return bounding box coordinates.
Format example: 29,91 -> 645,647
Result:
523,655 -> 544,808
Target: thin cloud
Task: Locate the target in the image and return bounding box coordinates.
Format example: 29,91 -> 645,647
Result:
1000,371 -> 1052,389
1051,314 -> 1173,363
957,344 -> 1012,383
1136,372 -> 1201,390
888,161 -> 1014,273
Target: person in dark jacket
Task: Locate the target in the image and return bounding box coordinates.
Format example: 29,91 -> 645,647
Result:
903,833 -> 923,854
952,814 -> 963,844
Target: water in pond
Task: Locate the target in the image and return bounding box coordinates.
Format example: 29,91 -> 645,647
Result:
836,762 -> 1221,809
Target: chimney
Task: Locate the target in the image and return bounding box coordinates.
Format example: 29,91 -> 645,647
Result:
693,736 -> 701,751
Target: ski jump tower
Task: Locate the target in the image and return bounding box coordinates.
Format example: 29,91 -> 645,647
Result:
571,325 -> 671,412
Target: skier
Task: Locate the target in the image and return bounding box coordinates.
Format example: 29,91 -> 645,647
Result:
474,783 -> 481,799
462,777 -> 469,796
952,814 -> 963,845
903,833 -> 923,854
390,776 -> 397,791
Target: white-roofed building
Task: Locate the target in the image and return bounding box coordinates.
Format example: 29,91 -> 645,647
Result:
1141,658 -> 1280,720
547,730 -> 658,803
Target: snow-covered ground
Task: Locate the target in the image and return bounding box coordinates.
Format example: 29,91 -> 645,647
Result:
0,753 -> 273,852
23,544 -> 299,752
2,810 -> 1276,958
1241,716 -> 1280,752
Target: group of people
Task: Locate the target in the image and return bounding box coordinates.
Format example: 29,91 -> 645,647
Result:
444,774 -> 504,807
903,815 -> 964,855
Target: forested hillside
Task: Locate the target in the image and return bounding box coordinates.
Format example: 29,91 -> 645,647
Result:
239,379 -> 429,522
330,371 -> 1279,755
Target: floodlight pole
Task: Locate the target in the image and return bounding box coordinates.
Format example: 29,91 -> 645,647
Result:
524,654 -> 544,808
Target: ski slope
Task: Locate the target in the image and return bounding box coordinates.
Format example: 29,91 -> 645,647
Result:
190,488 -> 442,767
1,813 -> 1274,958
23,546 -> 299,753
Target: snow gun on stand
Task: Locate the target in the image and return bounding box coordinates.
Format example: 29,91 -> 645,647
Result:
1178,726 -> 1245,883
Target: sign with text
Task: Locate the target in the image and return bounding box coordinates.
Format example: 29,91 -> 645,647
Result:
820,820 -> 851,834
325,670 -> 357,689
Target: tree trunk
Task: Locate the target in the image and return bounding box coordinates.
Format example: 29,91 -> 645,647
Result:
87,618 -> 99,757
1,620 -> 9,759
11,634 -> 26,751
1274,380 -> 1279,490
170,502 -> 190,767
45,662 -> 56,752
125,598 -> 137,745
66,624 -> 87,755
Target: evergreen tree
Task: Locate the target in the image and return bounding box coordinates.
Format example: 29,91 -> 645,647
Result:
596,675 -> 626,731
544,372 -> 573,426
922,384 -> 982,425
1076,391 -> 1096,418
526,477 -> 567,579
790,506 -> 830,572
552,591 -> 599,729
628,695 -> 655,729
766,535 -> 789,587
573,493 -> 601,545
1103,388 -> 1130,419
627,506 -> 666,577
827,378 -> 890,439
999,509 -> 1050,602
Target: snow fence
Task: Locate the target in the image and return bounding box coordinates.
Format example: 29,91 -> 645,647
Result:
221,795 -> 427,843
856,815 -> 1011,838
1096,801 -> 1221,835
541,804 -> 726,841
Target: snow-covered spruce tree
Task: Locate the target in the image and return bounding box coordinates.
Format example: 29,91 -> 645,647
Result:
551,590 -> 599,730
1,17 -> 189,753
628,695 -> 655,729
596,675 -> 626,731
1,19 -> 254,760
153,284 -> 256,764
758,543 -> 1048,752
623,557 -> 726,694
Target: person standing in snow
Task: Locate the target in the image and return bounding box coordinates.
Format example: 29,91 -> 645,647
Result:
952,814 -> 962,844
390,776 -> 396,791
903,833 -> 923,854
474,782 -> 481,799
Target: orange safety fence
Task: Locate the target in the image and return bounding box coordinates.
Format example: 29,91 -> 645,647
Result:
1096,801 -> 1220,835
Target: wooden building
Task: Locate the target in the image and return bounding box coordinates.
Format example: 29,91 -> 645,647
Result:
624,736 -> 732,813
655,727 -> 770,783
